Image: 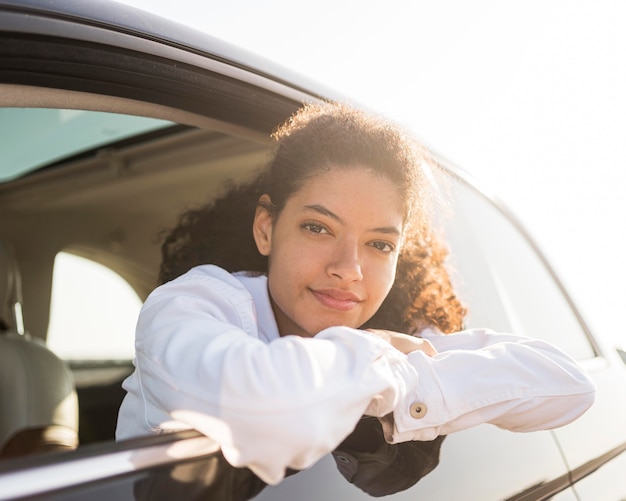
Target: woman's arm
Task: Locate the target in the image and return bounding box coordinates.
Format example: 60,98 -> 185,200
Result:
384,328 -> 596,443
128,272 -> 418,485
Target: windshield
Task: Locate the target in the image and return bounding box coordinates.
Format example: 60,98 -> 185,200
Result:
0,108 -> 173,182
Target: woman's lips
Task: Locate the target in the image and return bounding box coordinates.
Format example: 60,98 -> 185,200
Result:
311,288 -> 362,311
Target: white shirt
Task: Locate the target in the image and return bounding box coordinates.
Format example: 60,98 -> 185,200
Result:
116,265 -> 595,485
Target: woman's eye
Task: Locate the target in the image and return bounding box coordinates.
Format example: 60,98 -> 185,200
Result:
370,241 -> 395,253
302,223 -> 328,234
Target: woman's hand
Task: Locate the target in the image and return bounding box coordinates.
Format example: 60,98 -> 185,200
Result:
366,329 -> 437,357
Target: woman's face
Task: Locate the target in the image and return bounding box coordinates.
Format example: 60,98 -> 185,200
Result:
253,166 -> 404,337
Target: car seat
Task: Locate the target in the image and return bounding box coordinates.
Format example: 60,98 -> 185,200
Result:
0,242 -> 79,458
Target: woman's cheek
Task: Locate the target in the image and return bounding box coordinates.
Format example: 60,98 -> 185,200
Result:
368,256 -> 397,289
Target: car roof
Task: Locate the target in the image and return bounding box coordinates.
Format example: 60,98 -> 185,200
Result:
0,0 -> 340,100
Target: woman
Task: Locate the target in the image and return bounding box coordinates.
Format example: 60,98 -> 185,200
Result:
116,102 -> 594,486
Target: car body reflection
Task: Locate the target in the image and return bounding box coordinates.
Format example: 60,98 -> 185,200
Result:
134,417 -> 444,500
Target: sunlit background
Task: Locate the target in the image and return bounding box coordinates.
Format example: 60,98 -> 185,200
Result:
112,0 -> 625,348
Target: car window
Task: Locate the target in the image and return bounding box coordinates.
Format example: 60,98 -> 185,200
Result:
0,108 -> 173,182
47,252 -> 141,361
441,175 -> 595,361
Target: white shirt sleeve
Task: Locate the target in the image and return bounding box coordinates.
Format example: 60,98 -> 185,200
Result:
386,328 -> 596,443
125,270 -> 595,485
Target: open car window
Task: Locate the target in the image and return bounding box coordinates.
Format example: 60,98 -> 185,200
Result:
47,251 -> 140,361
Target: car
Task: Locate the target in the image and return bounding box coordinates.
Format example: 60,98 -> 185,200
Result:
1,1 -> 625,499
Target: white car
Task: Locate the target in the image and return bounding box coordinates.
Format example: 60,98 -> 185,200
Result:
0,1 -> 625,499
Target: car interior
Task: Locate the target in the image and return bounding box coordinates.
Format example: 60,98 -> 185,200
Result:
0,83 -> 281,455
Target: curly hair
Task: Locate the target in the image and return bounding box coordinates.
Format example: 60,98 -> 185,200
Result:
159,103 -> 466,334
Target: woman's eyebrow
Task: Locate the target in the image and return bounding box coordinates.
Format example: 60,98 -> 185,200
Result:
304,204 -> 342,222
303,204 -> 401,236
373,226 -> 402,236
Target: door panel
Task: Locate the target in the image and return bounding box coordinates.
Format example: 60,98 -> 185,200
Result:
254,425 -> 570,500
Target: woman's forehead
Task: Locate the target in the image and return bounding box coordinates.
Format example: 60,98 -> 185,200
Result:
288,167 -> 405,229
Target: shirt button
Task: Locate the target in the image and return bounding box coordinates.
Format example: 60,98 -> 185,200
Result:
409,402 -> 428,419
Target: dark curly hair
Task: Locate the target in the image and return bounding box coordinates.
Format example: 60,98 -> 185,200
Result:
159,103 -> 466,334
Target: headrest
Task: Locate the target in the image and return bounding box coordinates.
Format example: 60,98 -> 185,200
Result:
0,242 -> 24,333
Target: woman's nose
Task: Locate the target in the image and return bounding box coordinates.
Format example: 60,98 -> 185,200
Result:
327,240 -> 363,282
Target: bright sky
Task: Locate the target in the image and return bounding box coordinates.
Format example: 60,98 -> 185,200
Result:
116,0 -> 626,347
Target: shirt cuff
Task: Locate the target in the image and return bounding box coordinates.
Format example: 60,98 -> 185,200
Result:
388,350 -> 446,442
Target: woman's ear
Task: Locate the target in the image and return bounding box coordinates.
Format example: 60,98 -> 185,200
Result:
253,194 -> 273,256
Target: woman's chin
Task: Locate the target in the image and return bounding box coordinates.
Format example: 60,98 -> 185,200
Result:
303,318 -> 362,337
